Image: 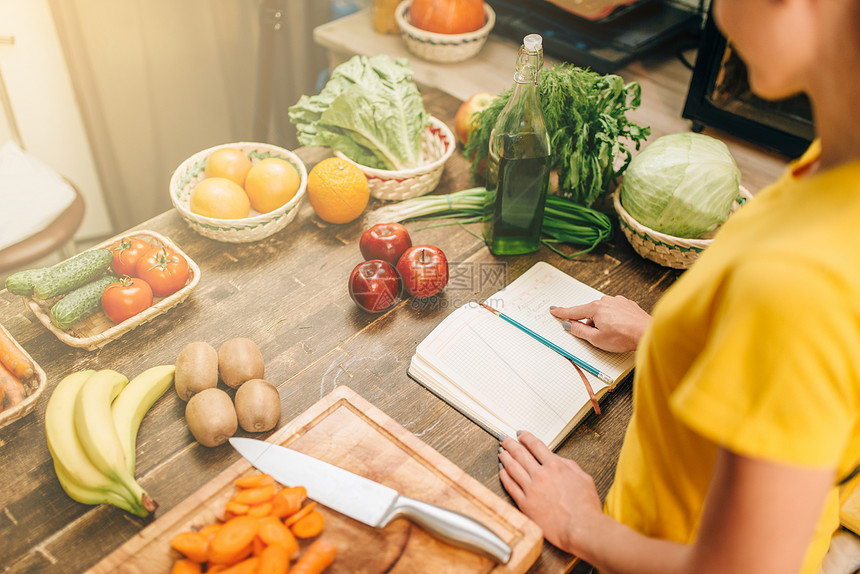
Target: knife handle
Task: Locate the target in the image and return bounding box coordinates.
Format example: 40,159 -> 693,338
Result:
380,495 -> 512,564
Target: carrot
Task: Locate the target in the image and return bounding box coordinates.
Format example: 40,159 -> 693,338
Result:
0,328 -> 34,380
198,523 -> 222,539
233,484 -> 276,506
208,516 -> 259,564
258,543 -> 289,574
218,556 -> 259,574
257,516 -> 299,558
234,473 -> 275,489
252,535 -> 266,556
270,486 -> 306,518
225,501 -> 250,515
170,531 -> 209,563
291,539 -> 337,574
290,511 -> 325,539
171,558 -> 203,574
0,361 -> 26,410
247,501 -> 272,518
284,502 -> 317,528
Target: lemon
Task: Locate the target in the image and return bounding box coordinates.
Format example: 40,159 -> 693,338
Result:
189,177 -> 250,219
244,158 -> 301,214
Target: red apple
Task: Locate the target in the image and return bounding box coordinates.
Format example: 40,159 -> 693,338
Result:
454,92 -> 496,146
359,223 -> 412,265
396,245 -> 449,299
348,259 -> 400,313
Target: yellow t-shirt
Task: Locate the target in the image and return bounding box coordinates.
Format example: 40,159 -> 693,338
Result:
605,141 -> 860,573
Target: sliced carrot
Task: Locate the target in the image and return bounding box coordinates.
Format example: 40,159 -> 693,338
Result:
270,486 -> 306,518
0,362 -> 26,411
233,484 -> 276,506
218,556 -> 260,574
252,535 -> 266,556
225,501 -> 250,515
198,523 -> 222,539
170,531 -> 209,563
0,327 -> 34,380
257,516 -> 299,558
247,501 -> 272,518
207,565 -> 228,573
234,473 -> 275,489
258,543 -> 289,574
290,511 -> 325,539
208,516 -> 259,564
171,558 -> 203,574
291,539 -> 337,574
284,502 -> 317,528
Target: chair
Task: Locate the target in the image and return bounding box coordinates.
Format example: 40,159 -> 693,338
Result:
0,179 -> 86,274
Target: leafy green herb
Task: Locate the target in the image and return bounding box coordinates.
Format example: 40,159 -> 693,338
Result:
289,55 -> 428,170
464,64 -> 650,206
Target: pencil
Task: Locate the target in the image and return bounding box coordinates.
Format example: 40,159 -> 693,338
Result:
479,302 -> 610,414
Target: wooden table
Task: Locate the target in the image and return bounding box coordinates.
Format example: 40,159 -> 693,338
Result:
0,77 -> 786,574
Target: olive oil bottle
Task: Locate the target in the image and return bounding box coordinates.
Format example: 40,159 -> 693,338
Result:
483,34 -> 551,255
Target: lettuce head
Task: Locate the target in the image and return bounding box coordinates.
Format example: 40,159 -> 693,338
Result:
289,55 -> 428,171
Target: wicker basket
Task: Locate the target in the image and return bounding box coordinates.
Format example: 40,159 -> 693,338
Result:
334,116 -> 455,201
0,322 -> 47,430
170,142 -> 307,243
23,230 -> 201,350
395,0 -> 495,64
613,186 -> 754,270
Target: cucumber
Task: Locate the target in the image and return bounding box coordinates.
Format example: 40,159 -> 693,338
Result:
5,268 -> 48,296
50,275 -> 116,329
34,249 -> 113,299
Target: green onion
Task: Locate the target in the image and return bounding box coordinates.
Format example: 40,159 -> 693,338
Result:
365,187 -> 613,259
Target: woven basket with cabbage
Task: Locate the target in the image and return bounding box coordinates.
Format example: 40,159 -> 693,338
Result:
614,132 -> 752,269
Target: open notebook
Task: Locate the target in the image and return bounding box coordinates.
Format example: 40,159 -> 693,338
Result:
408,261 -> 635,450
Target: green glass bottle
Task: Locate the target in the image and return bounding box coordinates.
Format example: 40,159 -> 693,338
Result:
483,33 -> 551,255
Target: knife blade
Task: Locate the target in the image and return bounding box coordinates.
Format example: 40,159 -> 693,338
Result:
229,437 -> 512,564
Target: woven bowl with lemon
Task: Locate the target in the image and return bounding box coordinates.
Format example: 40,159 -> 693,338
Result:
170,142 -> 307,243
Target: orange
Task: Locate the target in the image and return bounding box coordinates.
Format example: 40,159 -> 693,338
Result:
205,147 -> 252,187
244,158 -> 301,214
189,177 -> 251,219
306,158 -> 369,224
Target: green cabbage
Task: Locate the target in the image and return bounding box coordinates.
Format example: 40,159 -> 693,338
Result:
620,132 -> 741,238
288,55 -> 428,171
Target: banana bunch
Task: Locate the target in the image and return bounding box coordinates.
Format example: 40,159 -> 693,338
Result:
45,365 -> 175,517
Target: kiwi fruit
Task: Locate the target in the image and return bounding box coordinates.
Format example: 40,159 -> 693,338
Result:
175,341 -> 219,401
234,379 -> 281,433
218,337 -> 264,389
185,388 -> 237,447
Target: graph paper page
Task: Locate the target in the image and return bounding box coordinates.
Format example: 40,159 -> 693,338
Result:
488,261 -> 635,377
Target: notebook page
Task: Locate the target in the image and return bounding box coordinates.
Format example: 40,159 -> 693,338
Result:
489,262 -> 635,379
416,304 -> 606,445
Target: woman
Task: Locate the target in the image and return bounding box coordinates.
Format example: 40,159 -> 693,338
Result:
497,1 -> 860,572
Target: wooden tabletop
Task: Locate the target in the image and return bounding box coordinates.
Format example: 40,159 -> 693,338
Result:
0,81 -> 785,573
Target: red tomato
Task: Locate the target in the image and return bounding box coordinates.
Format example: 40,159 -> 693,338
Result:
136,246 -> 190,296
101,277 -> 154,323
109,237 -> 152,277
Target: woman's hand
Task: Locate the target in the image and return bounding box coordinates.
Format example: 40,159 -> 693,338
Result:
551,295 -> 651,353
498,431 -> 605,556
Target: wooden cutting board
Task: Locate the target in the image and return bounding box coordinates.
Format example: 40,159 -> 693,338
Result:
89,386 -> 543,573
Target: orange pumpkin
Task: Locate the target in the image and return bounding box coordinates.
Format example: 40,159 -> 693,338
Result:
409,0 -> 485,34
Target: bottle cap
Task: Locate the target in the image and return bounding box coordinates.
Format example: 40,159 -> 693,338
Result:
523,34 -> 542,53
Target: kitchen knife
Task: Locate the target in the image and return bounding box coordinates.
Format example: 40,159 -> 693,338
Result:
229,437 -> 512,564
